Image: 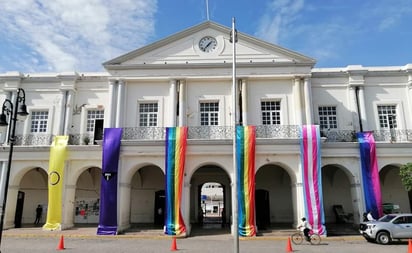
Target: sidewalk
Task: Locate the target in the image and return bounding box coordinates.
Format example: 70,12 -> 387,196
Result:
2,225 -> 363,241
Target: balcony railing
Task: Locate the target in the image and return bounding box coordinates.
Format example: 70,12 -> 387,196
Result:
7,127 -> 412,146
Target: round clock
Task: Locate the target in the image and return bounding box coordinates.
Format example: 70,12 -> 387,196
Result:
198,36 -> 218,53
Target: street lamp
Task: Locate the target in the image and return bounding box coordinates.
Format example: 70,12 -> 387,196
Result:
0,88 -> 29,252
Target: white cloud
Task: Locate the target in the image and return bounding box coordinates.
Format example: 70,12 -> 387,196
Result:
255,0 -> 304,43
0,0 -> 157,72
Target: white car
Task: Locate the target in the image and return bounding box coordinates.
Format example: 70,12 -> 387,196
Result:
359,213 -> 412,244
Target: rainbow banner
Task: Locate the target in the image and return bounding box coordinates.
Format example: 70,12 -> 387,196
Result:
357,131 -> 383,218
97,128 -> 122,235
236,125 -> 256,237
164,127 -> 187,236
43,136 -> 68,231
300,125 -> 326,235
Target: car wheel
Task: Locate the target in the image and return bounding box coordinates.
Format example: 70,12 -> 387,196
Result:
376,231 -> 391,245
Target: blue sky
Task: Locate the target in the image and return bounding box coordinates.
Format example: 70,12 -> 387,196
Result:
0,0 -> 411,73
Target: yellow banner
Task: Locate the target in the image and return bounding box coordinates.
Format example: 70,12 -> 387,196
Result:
43,136 -> 68,231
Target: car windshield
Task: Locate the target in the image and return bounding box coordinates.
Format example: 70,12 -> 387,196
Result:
379,214 -> 397,222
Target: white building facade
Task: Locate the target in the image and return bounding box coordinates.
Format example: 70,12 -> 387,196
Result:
0,21 -> 411,235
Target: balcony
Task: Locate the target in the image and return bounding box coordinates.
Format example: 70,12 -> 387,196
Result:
5,127 -> 412,146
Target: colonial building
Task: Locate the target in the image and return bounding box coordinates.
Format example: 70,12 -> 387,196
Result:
0,21 -> 411,236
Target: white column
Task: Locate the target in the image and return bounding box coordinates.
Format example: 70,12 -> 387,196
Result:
350,182 -> 363,225
0,162 -> 6,205
293,77 -> 303,125
358,86 -> 368,130
303,77 -> 313,125
230,172 -> 236,235
106,80 -> 118,128
292,181 -> 305,228
169,80 -> 177,127
118,181 -> 132,232
407,73 -> 412,129
62,184 -> 76,229
3,184 -> 18,229
178,80 -> 186,126
348,86 -> 360,131
58,90 -> 67,135
241,79 -> 248,125
63,90 -> 74,135
182,181 -> 191,235
115,80 -> 125,128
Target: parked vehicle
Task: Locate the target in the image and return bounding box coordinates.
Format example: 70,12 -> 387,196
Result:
382,203 -> 400,214
359,213 -> 412,244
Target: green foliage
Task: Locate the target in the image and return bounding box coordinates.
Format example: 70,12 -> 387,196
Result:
399,163 -> 412,191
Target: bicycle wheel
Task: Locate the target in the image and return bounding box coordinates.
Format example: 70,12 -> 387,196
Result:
310,233 -> 321,245
291,233 -> 303,245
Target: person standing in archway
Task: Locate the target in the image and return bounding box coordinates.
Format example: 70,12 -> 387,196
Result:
34,205 -> 42,225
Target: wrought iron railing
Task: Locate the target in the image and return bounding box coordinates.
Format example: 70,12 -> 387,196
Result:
7,127 -> 412,146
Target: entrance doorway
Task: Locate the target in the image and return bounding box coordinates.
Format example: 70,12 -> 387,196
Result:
154,190 -> 165,227
200,182 -> 224,228
255,189 -> 270,230
190,165 -> 231,235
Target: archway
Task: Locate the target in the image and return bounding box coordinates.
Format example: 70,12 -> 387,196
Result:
255,164 -> 293,229
74,167 -> 101,224
190,165 -> 230,235
17,167 -> 48,227
130,165 -> 164,226
380,164 -> 410,213
322,165 -> 354,224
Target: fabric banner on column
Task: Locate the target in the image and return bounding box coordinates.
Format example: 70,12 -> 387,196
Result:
43,136 -> 69,231
97,128 -> 122,235
164,127 -> 187,236
357,131 -> 383,218
300,125 -> 326,235
236,125 -> 256,237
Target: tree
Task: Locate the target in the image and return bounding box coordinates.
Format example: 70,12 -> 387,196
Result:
399,163 -> 412,191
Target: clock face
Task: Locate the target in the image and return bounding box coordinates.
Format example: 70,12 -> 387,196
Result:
198,36 -> 218,53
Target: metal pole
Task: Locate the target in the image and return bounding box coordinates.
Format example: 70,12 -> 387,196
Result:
231,17 -> 239,253
0,89 -> 25,253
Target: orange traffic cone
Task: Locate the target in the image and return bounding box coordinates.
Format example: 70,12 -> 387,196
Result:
170,237 -> 178,251
286,237 -> 293,252
57,235 -> 65,250
408,239 -> 412,253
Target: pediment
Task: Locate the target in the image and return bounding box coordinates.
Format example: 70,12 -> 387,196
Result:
103,21 -> 315,69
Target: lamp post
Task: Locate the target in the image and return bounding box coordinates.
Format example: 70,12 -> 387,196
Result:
0,88 -> 29,252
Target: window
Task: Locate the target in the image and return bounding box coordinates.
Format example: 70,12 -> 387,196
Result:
378,105 -> 397,129
87,109 -> 104,132
200,102 -> 219,126
30,111 -> 49,133
261,101 -> 281,125
139,103 -> 158,126
318,106 -> 337,130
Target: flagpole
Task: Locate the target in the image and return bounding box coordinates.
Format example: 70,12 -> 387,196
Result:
231,17 -> 239,253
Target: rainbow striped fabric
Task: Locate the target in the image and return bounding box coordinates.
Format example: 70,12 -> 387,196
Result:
164,127 -> 187,236
357,131 -> 383,218
236,125 -> 256,237
300,125 -> 326,235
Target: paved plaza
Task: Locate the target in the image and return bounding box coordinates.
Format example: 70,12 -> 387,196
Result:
1,226 -> 410,253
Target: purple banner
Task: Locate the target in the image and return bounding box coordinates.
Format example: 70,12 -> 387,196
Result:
97,128 -> 122,235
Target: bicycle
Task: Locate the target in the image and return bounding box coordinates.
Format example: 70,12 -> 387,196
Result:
291,230 -> 321,245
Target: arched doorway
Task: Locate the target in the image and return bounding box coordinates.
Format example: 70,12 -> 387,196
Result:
74,167 -> 101,225
255,164 -> 293,229
322,165 -> 354,224
130,165 -> 164,226
17,167 -> 48,227
190,165 -> 230,235
380,164 -> 410,213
